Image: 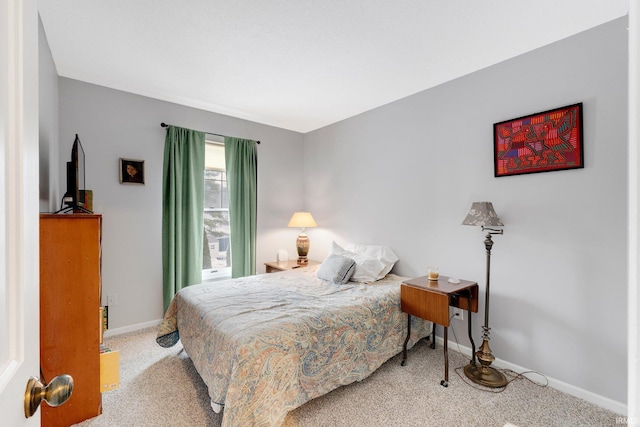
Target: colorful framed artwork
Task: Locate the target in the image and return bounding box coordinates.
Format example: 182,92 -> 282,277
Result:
493,103 -> 583,177
119,158 -> 145,184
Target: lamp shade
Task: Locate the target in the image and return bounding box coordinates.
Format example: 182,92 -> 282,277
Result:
288,211 -> 317,228
462,202 -> 504,227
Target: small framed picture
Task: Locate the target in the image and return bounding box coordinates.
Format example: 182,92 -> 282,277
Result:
119,158 -> 145,184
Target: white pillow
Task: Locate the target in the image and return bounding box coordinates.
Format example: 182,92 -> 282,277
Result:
345,243 -> 399,278
330,241 -> 386,283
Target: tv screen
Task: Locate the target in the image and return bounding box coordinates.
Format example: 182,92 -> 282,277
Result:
58,134 -> 90,213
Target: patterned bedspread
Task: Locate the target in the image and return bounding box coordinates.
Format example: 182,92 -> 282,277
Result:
157,266 -> 431,427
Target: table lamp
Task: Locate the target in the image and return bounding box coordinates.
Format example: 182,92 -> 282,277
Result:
288,211 -> 317,265
462,201 -> 508,388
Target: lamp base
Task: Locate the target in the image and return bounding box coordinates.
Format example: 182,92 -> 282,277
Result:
463,362 -> 507,388
296,233 -> 310,265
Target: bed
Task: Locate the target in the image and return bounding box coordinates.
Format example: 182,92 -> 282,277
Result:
157,245 -> 432,427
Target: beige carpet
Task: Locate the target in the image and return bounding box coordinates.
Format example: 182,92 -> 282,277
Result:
73,327 -> 620,427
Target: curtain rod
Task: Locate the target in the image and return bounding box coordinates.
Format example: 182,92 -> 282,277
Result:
160,123 -> 260,144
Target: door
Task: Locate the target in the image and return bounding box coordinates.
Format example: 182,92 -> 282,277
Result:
0,0 -> 41,425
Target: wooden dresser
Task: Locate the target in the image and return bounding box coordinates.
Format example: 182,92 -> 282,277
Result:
40,214 -> 102,426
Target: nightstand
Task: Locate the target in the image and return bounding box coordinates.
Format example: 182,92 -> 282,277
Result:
400,275 -> 478,387
264,259 -> 320,273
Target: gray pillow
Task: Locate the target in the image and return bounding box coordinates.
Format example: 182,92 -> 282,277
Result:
317,254 -> 356,284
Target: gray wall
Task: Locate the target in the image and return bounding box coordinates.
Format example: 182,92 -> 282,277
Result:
57,79 -> 305,330
304,18 -> 627,406
38,16 -> 59,213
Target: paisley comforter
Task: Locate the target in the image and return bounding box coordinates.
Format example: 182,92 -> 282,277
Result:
157,265 -> 431,427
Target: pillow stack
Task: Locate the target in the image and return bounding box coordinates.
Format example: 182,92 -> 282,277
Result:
317,241 -> 398,284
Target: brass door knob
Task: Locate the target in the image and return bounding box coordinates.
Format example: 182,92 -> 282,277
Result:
24,374 -> 74,418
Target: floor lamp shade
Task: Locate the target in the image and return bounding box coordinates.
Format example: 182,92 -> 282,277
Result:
461,202 -> 503,227
288,212 -> 317,265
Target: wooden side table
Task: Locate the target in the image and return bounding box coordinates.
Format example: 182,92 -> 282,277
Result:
400,275 -> 478,387
264,259 -> 320,273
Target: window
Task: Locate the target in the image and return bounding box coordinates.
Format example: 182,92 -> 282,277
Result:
203,140 -> 231,281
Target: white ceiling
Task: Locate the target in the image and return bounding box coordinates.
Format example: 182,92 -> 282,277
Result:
38,1 -> 629,133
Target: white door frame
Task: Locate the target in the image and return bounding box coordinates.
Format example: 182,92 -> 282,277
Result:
629,0 -> 640,421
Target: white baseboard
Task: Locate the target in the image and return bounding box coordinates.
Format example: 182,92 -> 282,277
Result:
435,336 -> 627,415
104,319 -> 162,338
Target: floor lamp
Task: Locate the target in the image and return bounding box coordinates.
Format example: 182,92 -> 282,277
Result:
462,202 -> 508,388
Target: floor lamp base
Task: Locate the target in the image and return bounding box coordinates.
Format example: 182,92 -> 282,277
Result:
463,363 -> 507,388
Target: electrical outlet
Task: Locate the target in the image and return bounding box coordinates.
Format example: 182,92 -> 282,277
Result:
107,294 -> 118,306
452,307 -> 464,321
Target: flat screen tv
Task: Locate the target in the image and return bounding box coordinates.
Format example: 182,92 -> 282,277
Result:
57,134 -> 91,213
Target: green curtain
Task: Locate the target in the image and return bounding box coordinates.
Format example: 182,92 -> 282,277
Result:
162,126 -> 205,311
225,137 -> 258,278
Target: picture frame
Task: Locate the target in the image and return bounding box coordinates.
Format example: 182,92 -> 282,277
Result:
493,103 -> 583,177
119,158 -> 145,184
